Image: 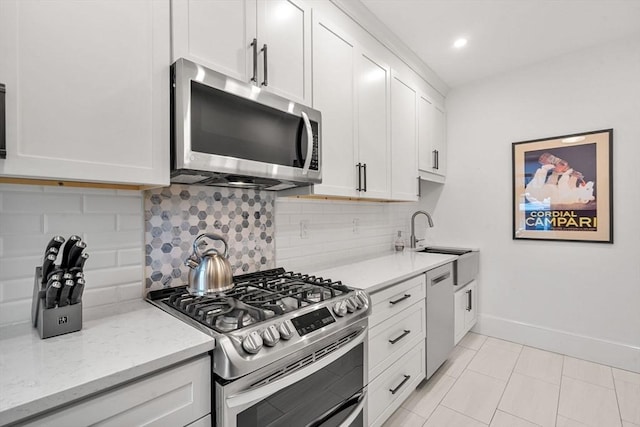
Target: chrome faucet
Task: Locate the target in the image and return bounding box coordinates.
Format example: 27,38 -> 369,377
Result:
410,210 -> 434,248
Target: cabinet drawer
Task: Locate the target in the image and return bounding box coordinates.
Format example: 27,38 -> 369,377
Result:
20,355 -> 211,427
368,340 -> 425,427
370,274 -> 425,327
369,302 -> 425,381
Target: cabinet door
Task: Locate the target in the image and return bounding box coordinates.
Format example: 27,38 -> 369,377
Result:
454,286 -> 468,344
172,0 -> 256,83
418,96 -> 446,180
257,0 -> 312,105
311,16 -> 358,198
464,280 -> 478,329
0,0 -> 169,186
357,51 -> 390,199
390,72 -> 418,201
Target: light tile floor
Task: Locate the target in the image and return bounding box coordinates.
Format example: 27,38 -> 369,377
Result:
382,332 -> 640,427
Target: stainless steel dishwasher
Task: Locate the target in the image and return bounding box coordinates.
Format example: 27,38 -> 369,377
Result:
425,262 -> 455,379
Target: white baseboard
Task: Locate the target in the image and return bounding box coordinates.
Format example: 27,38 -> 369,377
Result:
473,314 -> 640,373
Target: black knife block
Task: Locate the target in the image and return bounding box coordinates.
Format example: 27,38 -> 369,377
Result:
31,267 -> 82,339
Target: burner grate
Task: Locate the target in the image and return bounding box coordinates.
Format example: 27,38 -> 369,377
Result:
147,268 -> 354,333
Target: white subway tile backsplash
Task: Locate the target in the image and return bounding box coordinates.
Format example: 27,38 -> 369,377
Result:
3,192 -> 83,213
45,214 -> 116,234
0,184 -> 143,327
0,299 -> 31,325
86,230 -> 143,250
275,197 -> 418,272
0,214 -> 42,235
118,248 -> 142,266
86,266 -> 142,288
0,278 -> 34,302
117,214 -> 143,231
84,195 -> 142,213
0,255 -> 42,280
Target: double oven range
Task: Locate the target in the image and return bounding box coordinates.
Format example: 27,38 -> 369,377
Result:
147,268 -> 371,427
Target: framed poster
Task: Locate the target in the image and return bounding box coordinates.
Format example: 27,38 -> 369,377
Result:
512,129 -> 613,243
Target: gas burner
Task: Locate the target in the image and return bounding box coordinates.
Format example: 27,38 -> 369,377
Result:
215,309 -> 255,332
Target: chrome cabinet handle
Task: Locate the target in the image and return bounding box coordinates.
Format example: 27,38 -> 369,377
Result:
389,294 -> 411,305
432,149 -> 437,169
389,329 -> 411,345
363,163 -> 367,192
261,44 -> 268,86
356,163 -> 362,191
435,149 -> 439,170
431,271 -> 451,285
389,375 -> 411,394
466,289 -> 472,311
251,39 -> 258,83
301,112 -> 312,174
0,83 -> 5,159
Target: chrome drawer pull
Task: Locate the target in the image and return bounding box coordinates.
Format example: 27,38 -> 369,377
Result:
389,375 -> 411,395
389,329 -> 411,345
389,294 -> 411,305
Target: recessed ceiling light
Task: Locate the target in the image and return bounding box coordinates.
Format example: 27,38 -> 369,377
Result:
562,136 -> 586,143
453,38 -> 468,49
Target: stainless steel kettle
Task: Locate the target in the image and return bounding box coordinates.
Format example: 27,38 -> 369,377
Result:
185,233 -> 234,296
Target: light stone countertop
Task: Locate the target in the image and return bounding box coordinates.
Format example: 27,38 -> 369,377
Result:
313,250 -> 458,294
0,300 -> 215,426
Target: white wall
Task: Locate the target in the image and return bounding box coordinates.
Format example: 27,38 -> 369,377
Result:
0,184 -> 144,327
436,36 -> 640,372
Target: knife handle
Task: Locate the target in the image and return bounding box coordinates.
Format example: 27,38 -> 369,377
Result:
67,241 -> 86,270
45,281 -> 62,309
41,253 -> 57,285
74,252 -> 89,270
57,279 -> 75,307
45,235 -> 65,254
69,278 -> 85,305
61,235 -> 81,269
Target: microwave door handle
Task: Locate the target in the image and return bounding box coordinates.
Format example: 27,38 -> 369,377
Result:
301,111 -> 313,175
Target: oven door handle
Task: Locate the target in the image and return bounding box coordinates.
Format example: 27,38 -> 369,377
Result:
226,326 -> 367,409
306,390 -> 366,427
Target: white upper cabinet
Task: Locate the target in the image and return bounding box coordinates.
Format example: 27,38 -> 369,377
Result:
311,15 -> 358,198
356,51 -> 391,199
309,11 -> 391,200
0,0 -> 170,186
390,71 -> 419,201
418,94 -> 447,182
172,0 -> 312,105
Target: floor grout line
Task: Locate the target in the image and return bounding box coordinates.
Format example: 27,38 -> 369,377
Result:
489,343 -> 523,426
555,356 -> 565,426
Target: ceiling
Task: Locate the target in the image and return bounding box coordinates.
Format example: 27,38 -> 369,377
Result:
359,0 -> 640,88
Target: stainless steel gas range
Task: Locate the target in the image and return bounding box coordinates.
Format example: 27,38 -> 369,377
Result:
147,267 -> 371,427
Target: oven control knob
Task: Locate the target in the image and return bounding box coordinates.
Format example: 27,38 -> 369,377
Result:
352,294 -> 364,309
345,298 -> 357,313
332,301 -> 347,317
279,320 -> 295,340
262,325 -> 281,347
242,331 -> 263,354
355,291 -> 368,309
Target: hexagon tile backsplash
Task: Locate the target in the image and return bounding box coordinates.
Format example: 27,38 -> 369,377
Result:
144,185 -> 275,291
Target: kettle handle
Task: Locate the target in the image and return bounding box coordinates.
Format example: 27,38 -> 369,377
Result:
194,233 -> 229,259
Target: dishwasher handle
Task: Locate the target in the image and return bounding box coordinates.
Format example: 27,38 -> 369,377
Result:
430,271 -> 451,285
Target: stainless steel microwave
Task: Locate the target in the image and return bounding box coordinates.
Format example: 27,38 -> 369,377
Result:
171,58 -> 321,190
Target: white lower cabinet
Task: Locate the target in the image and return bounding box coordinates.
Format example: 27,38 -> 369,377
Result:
19,355 -> 211,427
368,341 -> 425,427
367,274 -> 426,427
454,280 -> 478,344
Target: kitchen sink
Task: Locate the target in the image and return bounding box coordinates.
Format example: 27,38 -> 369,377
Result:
417,246 -> 479,286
